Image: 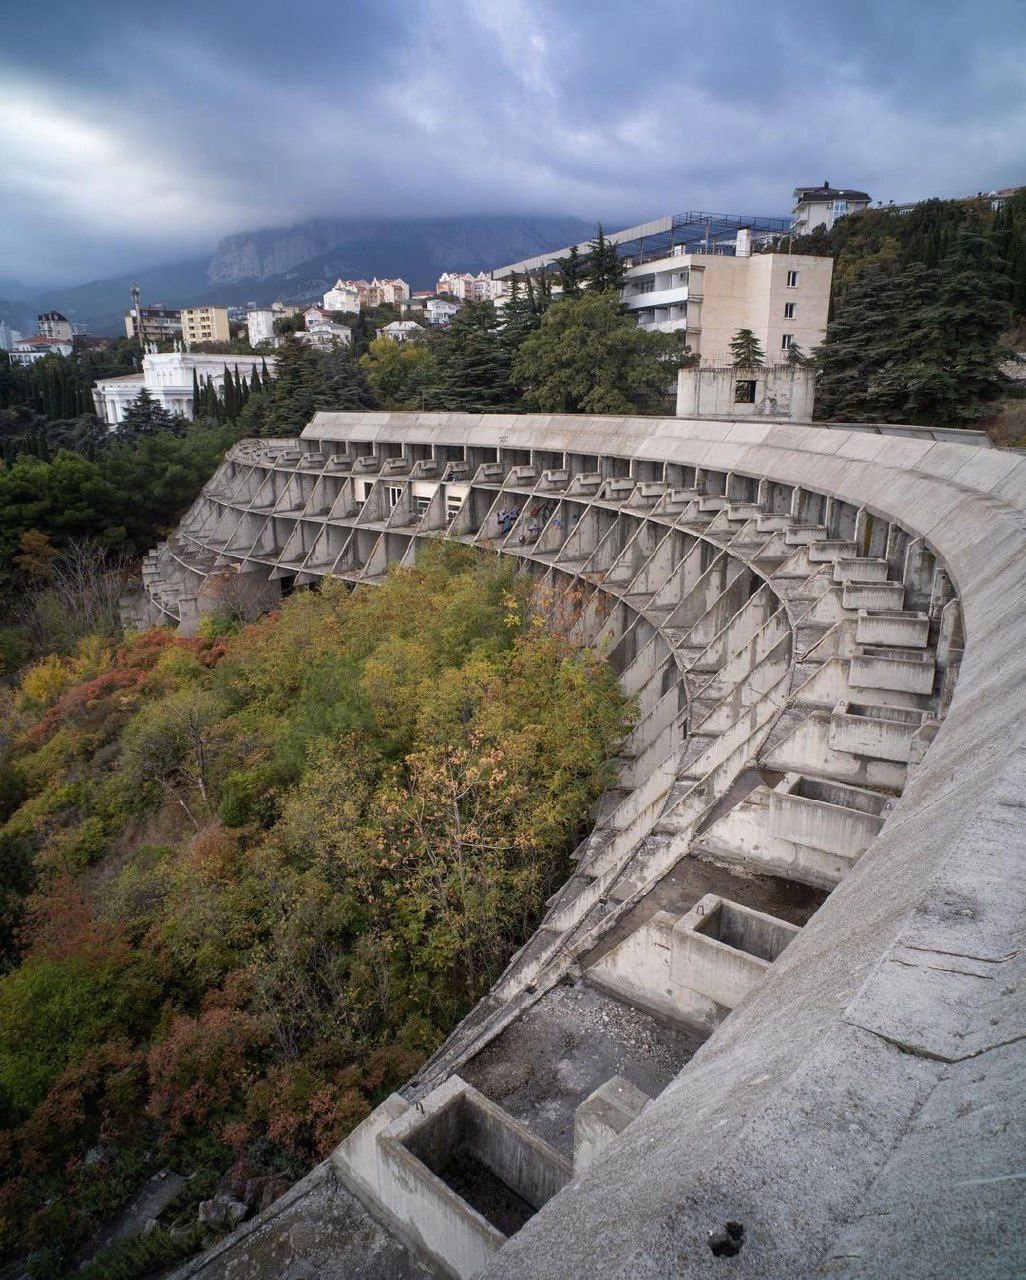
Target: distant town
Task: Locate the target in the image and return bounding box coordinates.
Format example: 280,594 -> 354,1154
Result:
2,180 -> 1021,430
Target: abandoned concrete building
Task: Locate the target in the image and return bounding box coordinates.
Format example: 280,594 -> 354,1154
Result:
132,413 -> 1025,1280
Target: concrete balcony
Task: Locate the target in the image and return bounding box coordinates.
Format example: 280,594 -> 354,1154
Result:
623,286 -> 689,312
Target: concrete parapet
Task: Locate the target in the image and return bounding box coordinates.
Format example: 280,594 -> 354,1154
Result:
769,772 -> 889,857
574,1077 -> 650,1173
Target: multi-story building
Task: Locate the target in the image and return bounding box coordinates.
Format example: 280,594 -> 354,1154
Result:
791,182 -> 871,234
300,307 -> 352,347
37,311 -> 73,341
247,309 -> 278,349
366,277 -> 411,306
621,232 -> 833,361
436,271 -> 477,300
323,280 -> 362,314
299,317 -> 352,350
10,335 -> 74,365
494,211 -> 832,364
181,305 -> 231,346
125,303 -> 182,344
92,351 -> 275,426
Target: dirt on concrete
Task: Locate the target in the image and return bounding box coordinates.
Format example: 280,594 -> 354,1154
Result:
462,981 -> 701,1157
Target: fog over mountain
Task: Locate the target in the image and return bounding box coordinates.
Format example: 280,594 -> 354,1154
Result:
11,213 -> 593,335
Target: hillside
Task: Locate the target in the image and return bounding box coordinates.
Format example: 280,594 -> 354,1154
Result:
20,214 -> 592,336
0,546 -> 628,1277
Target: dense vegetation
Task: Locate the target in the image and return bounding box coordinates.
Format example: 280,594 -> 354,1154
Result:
769,192 -> 1026,425
0,546 -> 629,1277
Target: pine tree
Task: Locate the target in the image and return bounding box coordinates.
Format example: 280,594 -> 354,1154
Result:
814,267 -> 909,421
499,277 -> 541,363
730,329 -> 765,370
900,233 -> 1011,423
430,301 -> 513,411
557,246 -> 585,297
584,225 -> 626,293
785,342 -> 807,367
118,388 -> 184,440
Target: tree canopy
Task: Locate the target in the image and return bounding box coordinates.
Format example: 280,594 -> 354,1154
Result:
512,290 -> 683,414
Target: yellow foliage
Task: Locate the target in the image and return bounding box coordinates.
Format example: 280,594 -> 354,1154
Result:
17,654 -> 73,713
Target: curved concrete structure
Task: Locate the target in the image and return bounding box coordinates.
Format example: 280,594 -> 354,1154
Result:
147,414 -> 1025,1280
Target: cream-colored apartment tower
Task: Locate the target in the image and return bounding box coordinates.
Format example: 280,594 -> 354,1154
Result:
181,305 -> 231,346
622,249 -> 833,363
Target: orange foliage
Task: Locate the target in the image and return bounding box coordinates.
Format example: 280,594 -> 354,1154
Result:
146,1007 -> 267,1144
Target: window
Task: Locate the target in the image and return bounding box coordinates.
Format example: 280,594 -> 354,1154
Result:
445,492 -> 463,524
833,200 -> 848,217
783,302 -> 796,319
414,494 -> 431,517
734,379 -> 757,404
781,334 -> 794,350
386,485 -> 403,510
786,270 -> 799,288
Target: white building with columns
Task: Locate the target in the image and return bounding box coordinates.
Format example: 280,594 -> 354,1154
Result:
92,350 -> 275,427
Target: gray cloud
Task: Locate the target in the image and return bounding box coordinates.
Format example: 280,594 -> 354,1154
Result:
1,0 -> 1022,285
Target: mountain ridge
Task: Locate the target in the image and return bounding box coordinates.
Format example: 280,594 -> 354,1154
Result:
7,213 -> 593,336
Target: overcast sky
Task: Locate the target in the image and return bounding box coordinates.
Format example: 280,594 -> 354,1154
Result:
2,0 -> 1023,286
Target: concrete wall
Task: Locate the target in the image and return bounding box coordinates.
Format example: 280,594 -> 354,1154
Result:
676,364 -> 816,420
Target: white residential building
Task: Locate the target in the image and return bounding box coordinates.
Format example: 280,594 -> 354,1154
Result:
10,335 -> 74,365
300,317 -> 352,349
791,182 -> 871,235
425,297 -> 460,326
323,280 -> 362,314
380,320 -> 425,342
247,309 -> 278,348
92,351 -> 276,427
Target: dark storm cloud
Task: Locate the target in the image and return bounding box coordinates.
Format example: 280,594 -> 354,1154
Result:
1,0 -> 1022,284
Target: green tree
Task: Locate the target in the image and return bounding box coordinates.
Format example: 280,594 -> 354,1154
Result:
360,335 -> 435,407
900,233 -> 1011,423
729,328 -> 765,370
118,388 -> 184,440
428,301 -> 513,411
512,290 -> 683,414
556,245 -> 585,297
583,224 -> 626,293
814,266 -> 909,421
498,276 -> 541,366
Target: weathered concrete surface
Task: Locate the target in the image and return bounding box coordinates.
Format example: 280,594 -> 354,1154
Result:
169,1163 -> 434,1280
